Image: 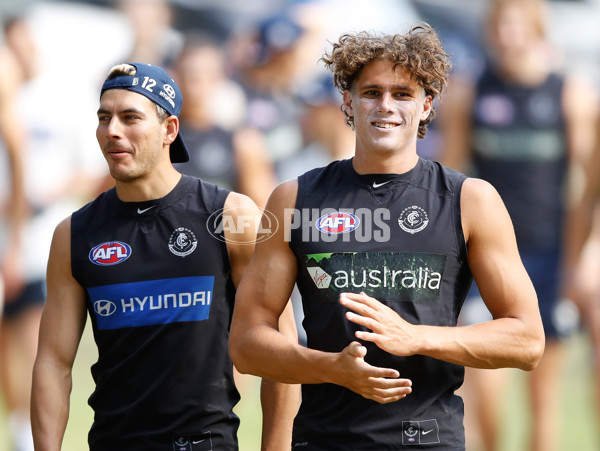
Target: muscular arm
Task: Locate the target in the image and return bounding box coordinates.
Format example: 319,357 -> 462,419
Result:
342,178 -> 544,370
31,217 -> 88,451
223,192 -> 299,450
232,127 -> 277,210
229,181 -> 412,405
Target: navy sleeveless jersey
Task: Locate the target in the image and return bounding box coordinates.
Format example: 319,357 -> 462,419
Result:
71,175 -> 240,451
472,68 -> 567,251
290,158 -> 472,450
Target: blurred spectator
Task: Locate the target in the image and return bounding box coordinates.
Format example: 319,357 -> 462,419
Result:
0,35 -> 26,340
277,73 -> 354,181
1,13 -> 108,451
173,32 -> 276,208
115,0 -> 183,70
571,75 -> 600,440
230,9 -> 319,181
438,1 -> 598,450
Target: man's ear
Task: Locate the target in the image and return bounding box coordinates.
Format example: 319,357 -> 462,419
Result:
421,95 -> 433,121
342,90 -> 353,119
164,116 -> 179,146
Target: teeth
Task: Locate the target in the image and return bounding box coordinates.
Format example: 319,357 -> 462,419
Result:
374,122 -> 396,128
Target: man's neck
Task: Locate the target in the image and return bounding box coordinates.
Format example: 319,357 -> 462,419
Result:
352,149 -> 419,175
115,169 -> 182,202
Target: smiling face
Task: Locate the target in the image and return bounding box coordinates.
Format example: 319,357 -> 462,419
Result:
96,89 -> 175,183
343,59 -> 432,159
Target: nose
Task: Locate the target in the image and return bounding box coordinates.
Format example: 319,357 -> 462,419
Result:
378,92 -> 394,112
105,116 -> 123,138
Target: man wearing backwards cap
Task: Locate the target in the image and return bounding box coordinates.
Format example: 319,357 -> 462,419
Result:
31,62 -> 299,451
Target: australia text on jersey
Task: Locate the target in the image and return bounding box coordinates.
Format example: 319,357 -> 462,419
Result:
303,252 -> 447,303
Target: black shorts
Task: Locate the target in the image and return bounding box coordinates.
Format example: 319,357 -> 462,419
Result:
3,279 -> 46,319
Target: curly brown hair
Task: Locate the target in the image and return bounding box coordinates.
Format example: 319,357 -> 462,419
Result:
321,22 -> 451,139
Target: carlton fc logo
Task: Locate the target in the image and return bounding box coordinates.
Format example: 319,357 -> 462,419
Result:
316,211 -> 360,234
398,206 -> 429,234
89,241 -> 132,266
94,300 -> 116,317
168,227 -> 197,257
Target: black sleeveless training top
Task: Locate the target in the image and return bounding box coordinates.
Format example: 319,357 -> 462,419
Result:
471,67 -> 568,251
290,158 -> 472,450
71,175 -> 240,451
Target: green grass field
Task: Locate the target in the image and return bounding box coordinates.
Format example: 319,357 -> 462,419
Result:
1,324 -> 598,450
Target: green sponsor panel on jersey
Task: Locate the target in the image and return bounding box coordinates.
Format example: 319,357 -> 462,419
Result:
303,252 -> 447,303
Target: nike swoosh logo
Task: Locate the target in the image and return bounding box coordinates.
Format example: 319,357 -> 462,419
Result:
372,180 -> 392,188
192,439 -> 205,444
422,429 -> 434,435
137,205 -> 156,214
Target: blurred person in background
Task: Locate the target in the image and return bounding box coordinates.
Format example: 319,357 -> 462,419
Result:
0,33 -> 27,349
115,0 -> 183,70
277,73 -> 354,182
174,32 -> 277,209
230,8 -> 322,182
438,0 -> 598,450
570,91 -> 600,439
1,14 -> 108,451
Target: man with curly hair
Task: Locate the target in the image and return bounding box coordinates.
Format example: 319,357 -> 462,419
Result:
230,23 -> 544,449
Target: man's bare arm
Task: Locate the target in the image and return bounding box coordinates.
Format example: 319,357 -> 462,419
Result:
342,178 -> 545,370
31,217 -> 88,451
223,192 -> 300,450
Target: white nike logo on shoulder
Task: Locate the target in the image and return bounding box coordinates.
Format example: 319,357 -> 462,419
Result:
137,205 -> 156,214
372,180 -> 392,188
422,429 -> 434,435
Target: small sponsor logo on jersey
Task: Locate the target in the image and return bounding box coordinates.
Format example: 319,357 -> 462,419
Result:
89,241 -> 132,266
172,432 -> 212,451
316,211 -> 360,234
174,437 -> 188,447
402,419 -> 440,445
398,205 -> 429,234
306,267 -> 332,289
94,300 -> 117,316
169,227 -> 197,257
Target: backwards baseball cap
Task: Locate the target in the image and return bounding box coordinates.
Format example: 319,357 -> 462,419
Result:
100,62 -> 189,163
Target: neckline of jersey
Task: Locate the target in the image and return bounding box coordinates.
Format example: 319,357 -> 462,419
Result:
114,175 -> 194,215
343,157 -> 424,187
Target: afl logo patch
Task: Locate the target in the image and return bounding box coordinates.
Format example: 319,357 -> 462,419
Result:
89,241 -> 132,266
94,300 -> 116,317
168,227 -> 197,257
316,212 -> 360,234
398,206 -> 429,234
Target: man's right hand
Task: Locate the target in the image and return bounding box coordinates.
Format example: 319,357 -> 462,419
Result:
331,341 -> 412,404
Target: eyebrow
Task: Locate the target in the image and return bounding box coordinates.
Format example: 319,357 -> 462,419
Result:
96,107 -> 145,116
360,83 -> 417,92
